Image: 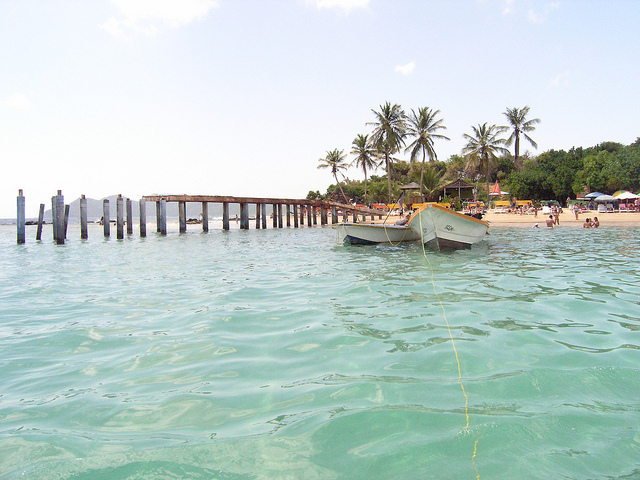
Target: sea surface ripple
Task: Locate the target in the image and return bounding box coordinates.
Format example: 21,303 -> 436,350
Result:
1,223 -> 639,479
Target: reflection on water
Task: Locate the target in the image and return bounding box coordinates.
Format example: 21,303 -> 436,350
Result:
1,225 -> 640,479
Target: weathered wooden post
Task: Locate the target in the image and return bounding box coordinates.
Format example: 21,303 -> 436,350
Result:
255,203 -> 261,229
116,195 -> 124,239
261,203 -> 267,229
293,204 -> 299,228
126,198 -> 133,235
320,205 -> 327,225
286,204 -> 291,227
240,202 -> 249,230
156,201 -> 161,232
300,205 -> 305,226
80,195 -> 88,239
54,193 -> 65,244
36,204 -> 44,240
277,204 -> 283,228
63,204 -> 70,240
17,190 -> 25,244
223,202 -> 230,230
139,199 -> 147,237
332,206 -> 337,224
312,206 -> 317,225
202,202 -> 209,232
103,199 -> 110,237
51,196 -> 58,242
271,204 -> 277,228
178,201 -> 187,233
307,204 -> 312,226
159,199 -> 167,235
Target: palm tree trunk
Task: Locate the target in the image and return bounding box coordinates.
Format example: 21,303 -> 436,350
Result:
385,151 -> 392,202
364,167 -> 368,204
335,173 -> 349,204
420,150 -> 425,201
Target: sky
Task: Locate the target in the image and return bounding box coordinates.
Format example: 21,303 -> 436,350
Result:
1,0 -> 639,217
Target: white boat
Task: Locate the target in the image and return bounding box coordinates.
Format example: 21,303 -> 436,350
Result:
408,203 -> 489,250
334,223 -> 421,245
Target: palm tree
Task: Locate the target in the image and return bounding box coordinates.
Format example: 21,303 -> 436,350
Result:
462,123 -> 510,202
350,134 -> 379,204
368,102 -> 407,202
503,106 -> 540,167
318,148 -> 349,203
405,107 -> 450,200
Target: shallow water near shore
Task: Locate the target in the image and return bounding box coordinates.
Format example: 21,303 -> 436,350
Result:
1,223 -> 640,480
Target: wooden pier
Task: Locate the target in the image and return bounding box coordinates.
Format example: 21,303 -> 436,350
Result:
15,191 -> 387,243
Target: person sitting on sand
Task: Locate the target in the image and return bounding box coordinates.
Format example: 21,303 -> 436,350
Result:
583,218 -> 592,228
592,217 -> 599,228
546,215 -> 554,228
395,213 -> 410,226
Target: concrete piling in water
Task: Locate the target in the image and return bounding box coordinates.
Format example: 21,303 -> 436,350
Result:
277,204 -> 283,228
261,203 -> 267,230
293,205 -> 299,228
17,190 -> 25,244
271,204 -> 277,228
126,198 -> 133,235
300,206 -> 305,226
140,199 -> 147,237
255,203 -> 261,229
64,205 -> 70,240
80,195 -> 88,239
156,202 -> 161,233
103,199 -> 110,238
178,201 -> 187,233
286,205 -> 291,227
332,207 -> 337,224
159,199 -> 167,235
307,206 -> 312,226
312,206 -> 317,225
240,202 -> 249,230
116,195 -> 124,239
202,202 -> 209,232
36,204 -> 45,241
320,206 -> 327,225
222,202 -> 229,230
53,192 -> 65,244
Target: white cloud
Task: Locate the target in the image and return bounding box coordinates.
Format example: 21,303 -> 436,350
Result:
551,70 -> 570,87
2,93 -> 33,110
308,0 -> 370,13
528,2 -> 559,24
395,61 -> 415,76
102,0 -> 218,37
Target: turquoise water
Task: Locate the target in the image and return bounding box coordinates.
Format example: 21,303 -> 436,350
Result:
1,223 -> 640,480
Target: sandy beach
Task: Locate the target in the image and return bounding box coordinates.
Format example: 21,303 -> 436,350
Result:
372,210 -> 640,228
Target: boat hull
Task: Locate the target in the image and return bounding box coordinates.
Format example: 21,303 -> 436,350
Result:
334,223 -> 421,245
408,204 -> 489,250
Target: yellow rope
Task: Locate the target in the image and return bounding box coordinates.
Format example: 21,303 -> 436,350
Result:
418,210 -> 478,477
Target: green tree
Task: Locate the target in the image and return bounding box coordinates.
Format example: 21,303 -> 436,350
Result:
503,106 -> 540,168
350,133 -> 379,204
368,102 -> 407,202
462,123 -> 509,202
404,107 -> 449,200
317,149 -> 349,203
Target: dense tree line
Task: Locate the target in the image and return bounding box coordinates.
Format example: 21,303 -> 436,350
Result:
313,101 -> 639,205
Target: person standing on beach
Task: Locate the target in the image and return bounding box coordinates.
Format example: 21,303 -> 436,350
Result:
553,206 -> 560,225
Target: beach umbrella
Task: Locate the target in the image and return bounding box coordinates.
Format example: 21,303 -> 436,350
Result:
585,192 -> 604,199
614,191 -> 639,200
594,194 -> 616,202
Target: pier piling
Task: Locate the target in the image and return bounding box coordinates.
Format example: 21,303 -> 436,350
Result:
80,195 -> 88,239
126,198 -> 133,235
202,202 -> 209,232
179,201 -> 187,233
17,190 -> 25,244
36,204 -> 44,241
293,205 -> 299,228
261,203 -> 267,230
159,199 -> 167,235
140,199 -> 147,237
103,199 -> 110,237
116,195 -> 124,239
223,202 -> 229,230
